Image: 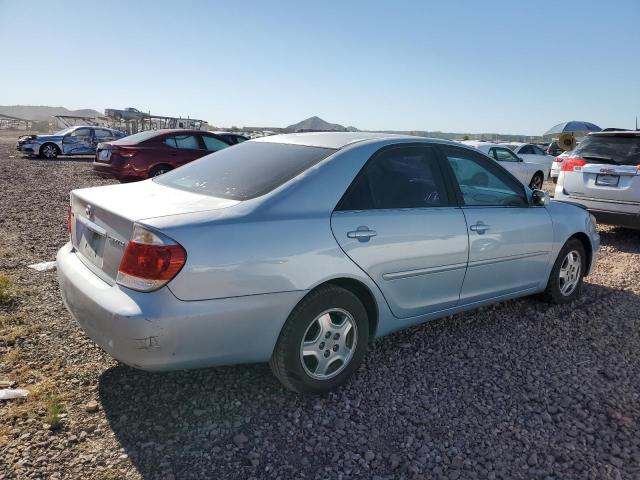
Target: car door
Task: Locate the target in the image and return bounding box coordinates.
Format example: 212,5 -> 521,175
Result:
92,128 -> 116,149
331,144 -> 469,319
163,133 -> 206,167
62,127 -> 93,155
439,145 -> 553,303
489,146 -> 527,184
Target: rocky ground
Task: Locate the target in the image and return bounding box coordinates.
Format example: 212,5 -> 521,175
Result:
0,131 -> 639,479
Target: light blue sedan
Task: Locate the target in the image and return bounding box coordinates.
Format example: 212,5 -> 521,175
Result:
57,132 -> 600,393
17,126 -> 126,159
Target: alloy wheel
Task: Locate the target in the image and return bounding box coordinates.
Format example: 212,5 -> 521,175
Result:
300,308 -> 357,380
559,250 -> 581,296
42,145 -> 56,159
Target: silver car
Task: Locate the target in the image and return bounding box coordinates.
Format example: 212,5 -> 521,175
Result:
555,131 -> 640,229
57,133 -> 600,393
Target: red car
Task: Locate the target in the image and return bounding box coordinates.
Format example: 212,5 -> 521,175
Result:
93,129 -> 248,181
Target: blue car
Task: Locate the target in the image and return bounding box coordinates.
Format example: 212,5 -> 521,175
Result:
57,132 -> 600,393
17,126 -> 126,159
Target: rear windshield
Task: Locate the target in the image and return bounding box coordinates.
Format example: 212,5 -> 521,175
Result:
111,130 -> 158,144
574,135 -> 640,165
155,141 -> 336,200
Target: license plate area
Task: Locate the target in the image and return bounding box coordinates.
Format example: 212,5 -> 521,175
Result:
76,217 -> 106,268
595,174 -> 620,187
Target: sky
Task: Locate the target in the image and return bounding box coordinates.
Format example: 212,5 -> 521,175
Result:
1,0 -> 639,135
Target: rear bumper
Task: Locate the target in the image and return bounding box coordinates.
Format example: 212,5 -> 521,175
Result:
56,242 -> 303,370
554,189 -> 640,229
92,161 -> 140,180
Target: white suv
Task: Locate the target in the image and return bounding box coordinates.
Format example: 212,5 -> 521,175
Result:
555,131 -> 640,229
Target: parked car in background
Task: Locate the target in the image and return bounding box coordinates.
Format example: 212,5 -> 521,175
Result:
546,141 -> 564,157
502,142 -> 554,178
17,126 -> 126,159
551,150 -> 572,182
458,141 -> 546,190
93,129 -> 236,181
59,132 -> 599,393
555,131 -> 640,229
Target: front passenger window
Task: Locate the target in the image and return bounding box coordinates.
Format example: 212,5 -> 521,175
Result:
442,147 -> 528,207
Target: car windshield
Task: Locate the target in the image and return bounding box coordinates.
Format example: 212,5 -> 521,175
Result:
53,127 -> 75,136
155,141 -> 336,200
574,135 -> 640,166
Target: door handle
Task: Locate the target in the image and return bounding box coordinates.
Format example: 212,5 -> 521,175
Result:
347,226 -> 377,241
469,222 -> 490,234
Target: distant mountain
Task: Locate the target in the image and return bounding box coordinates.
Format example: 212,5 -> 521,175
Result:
0,105 -> 102,121
287,116 -> 357,132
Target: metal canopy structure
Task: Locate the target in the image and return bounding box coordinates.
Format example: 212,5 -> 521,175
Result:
54,115 -> 111,128
0,113 -> 33,130
103,108 -> 208,134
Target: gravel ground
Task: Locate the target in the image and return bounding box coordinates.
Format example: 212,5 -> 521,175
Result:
1,131 -> 639,479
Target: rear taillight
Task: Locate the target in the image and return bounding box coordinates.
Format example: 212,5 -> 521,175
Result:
561,157 -> 587,172
116,225 -> 186,292
67,205 -> 72,236
114,147 -> 137,158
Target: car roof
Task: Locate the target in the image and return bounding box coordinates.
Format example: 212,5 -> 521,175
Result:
211,131 -> 248,136
589,130 -> 640,137
252,131 -> 411,149
457,140 -> 504,151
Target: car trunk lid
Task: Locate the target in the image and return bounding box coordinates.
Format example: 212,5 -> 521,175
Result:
70,180 -> 239,284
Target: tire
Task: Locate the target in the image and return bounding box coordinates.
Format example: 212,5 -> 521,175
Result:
269,285 -> 369,394
543,238 -> 586,304
148,164 -> 172,178
552,177 -> 558,184
529,172 -> 544,190
39,143 -> 60,159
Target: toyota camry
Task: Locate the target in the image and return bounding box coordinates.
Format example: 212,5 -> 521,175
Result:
57,132 -> 600,393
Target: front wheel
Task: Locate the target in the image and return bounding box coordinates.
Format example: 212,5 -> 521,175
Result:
543,238 -> 586,304
39,143 -> 59,159
529,172 -> 544,190
270,285 -> 369,394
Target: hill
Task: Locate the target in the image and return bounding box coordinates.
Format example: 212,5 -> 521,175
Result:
287,116 -> 355,132
0,105 -> 102,121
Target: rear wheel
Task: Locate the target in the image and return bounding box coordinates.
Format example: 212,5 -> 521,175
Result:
529,172 -> 544,190
270,285 -> 369,394
149,164 -> 172,178
543,238 -> 586,304
39,143 -> 60,159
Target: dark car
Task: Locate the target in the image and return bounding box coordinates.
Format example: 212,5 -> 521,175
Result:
93,129 -> 245,181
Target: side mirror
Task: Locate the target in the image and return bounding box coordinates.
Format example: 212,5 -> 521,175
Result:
531,189 -> 550,207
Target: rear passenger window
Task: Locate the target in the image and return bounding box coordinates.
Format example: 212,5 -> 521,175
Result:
202,135 -> 231,151
338,146 -> 451,210
442,146 -> 528,207
519,145 -> 534,154
174,135 -> 200,149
